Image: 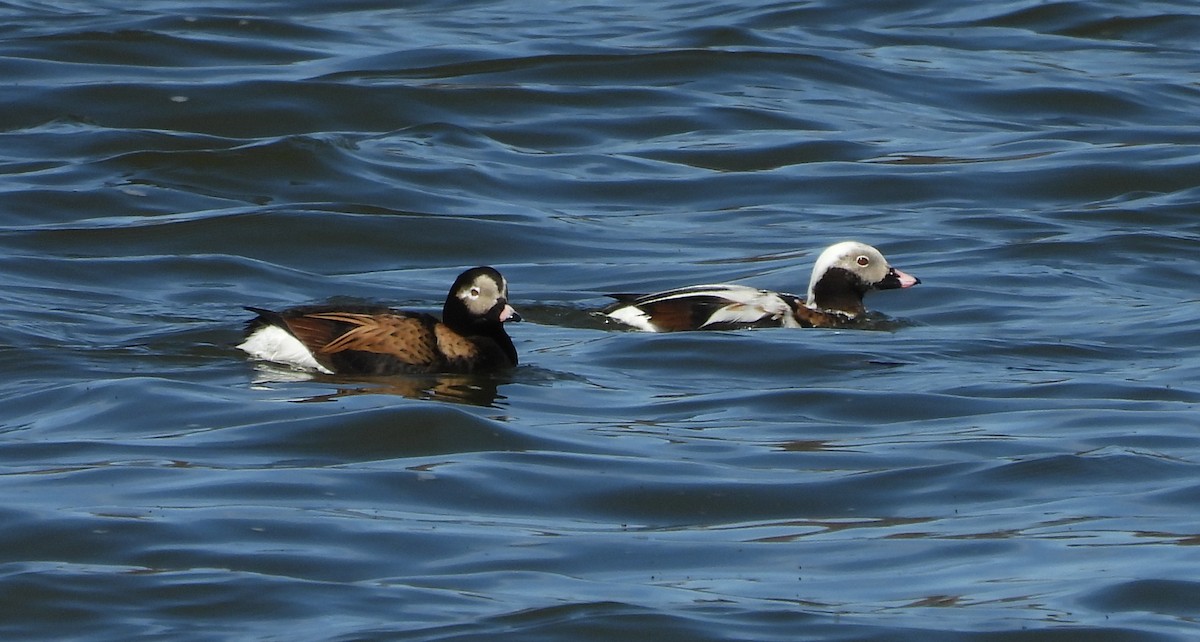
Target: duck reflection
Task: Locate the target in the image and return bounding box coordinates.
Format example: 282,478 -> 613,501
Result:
248,363 -> 507,407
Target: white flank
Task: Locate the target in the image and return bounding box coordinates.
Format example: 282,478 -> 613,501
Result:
237,325 -> 333,374
607,284 -> 804,330
604,305 -> 661,332
701,293 -> 798,328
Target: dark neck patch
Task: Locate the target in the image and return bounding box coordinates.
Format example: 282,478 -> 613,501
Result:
809,267 -> 868,316
441,294 -> 475,333
442,297 -> 516,367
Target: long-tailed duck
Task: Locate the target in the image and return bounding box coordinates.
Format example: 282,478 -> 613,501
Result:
238,266 -> 520,374
601,241 -> 919,332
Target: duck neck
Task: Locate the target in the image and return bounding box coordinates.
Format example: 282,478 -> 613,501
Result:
808,268 -> 868,317
443,298 -> 518,366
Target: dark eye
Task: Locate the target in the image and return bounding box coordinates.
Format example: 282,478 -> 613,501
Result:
469,287 -> 481,298
856,255 -> 870,267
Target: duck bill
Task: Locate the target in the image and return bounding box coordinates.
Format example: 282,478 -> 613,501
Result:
499,303 -> 522,323
880,267 -> 921,290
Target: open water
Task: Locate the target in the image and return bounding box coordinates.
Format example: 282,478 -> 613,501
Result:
2,1 -> 1199,640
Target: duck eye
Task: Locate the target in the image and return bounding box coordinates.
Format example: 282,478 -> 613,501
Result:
856,255 -> 870,267
468,286 -> 481,298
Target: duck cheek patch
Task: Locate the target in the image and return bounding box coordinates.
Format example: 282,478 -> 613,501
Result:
461,293 -> 490,316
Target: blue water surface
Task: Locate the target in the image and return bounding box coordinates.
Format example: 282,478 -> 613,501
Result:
1,1 -> 1199,640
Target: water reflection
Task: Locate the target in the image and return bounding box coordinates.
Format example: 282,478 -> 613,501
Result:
247,363 -> 507,407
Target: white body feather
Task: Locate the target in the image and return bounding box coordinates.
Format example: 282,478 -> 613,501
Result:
606,284 -> 801,330
604,304 -> 660,332
237,325 -> 333,374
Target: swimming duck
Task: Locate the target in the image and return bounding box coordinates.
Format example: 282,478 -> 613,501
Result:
601,241 -> 919,332
238,266 -> 520,374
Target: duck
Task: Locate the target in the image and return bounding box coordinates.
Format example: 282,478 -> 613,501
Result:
237,266 -> 520,375
601,241 -> 919,332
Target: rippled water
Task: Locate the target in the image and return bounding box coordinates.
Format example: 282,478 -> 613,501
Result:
2,1 -> 1199,640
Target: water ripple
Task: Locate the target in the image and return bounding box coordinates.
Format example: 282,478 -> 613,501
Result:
2,0 -> 1200,640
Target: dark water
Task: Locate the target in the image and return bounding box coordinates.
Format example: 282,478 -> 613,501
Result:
2,0 -> 1199,639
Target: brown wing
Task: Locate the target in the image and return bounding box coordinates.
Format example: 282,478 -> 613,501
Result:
276,314 -> 347,350
290,312 -> 441,367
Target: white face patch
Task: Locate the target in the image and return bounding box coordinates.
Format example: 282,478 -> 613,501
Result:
458,274 -> 505,316
807,241 -> 891,301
